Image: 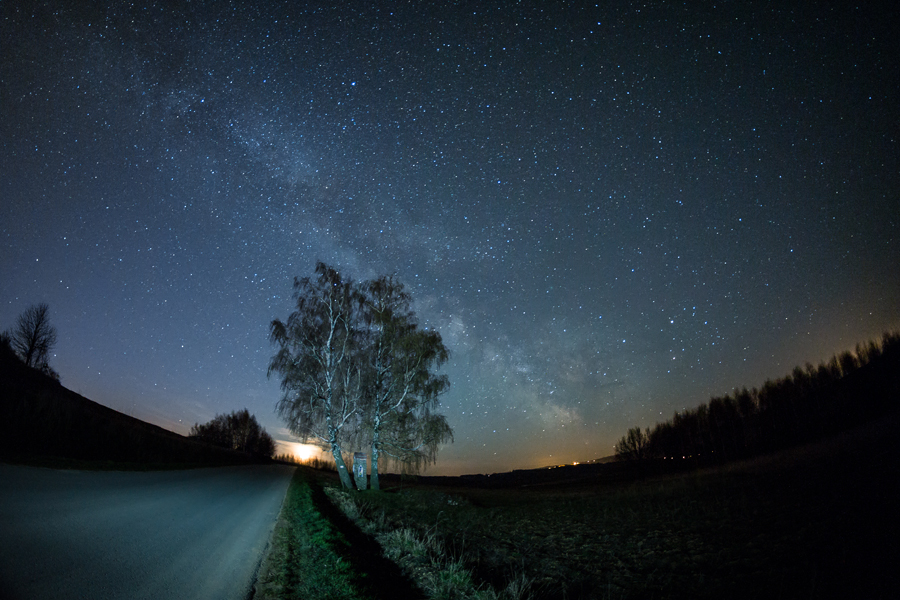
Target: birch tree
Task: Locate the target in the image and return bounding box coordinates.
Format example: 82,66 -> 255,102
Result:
361,276 -> 451,490
268,262 -> 363,489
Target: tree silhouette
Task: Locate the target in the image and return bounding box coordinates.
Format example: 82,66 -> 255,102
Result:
189,409 -> 275,458
615,426 -> 650,461
5,303 -> 58,379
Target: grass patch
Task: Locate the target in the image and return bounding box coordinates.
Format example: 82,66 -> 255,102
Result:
327,486 -> 533,600
254,468 -> 424,600
254,468 -> 362,599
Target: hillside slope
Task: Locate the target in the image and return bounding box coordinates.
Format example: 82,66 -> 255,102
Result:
0,349 -> 250,466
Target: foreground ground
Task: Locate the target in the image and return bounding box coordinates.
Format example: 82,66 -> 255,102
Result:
318,412 -> 900,599
0,464 -> 294,600
3,411 -> 896,600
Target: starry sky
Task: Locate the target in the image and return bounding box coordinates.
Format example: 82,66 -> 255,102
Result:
2,1 -> 898,475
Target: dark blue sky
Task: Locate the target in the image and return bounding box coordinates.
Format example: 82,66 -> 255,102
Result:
2,1 -> 898,474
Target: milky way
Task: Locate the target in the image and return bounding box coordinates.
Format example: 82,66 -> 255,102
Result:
2,2 -> 898,474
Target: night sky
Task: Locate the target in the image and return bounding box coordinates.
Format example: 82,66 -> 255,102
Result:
2,2 -> 898,475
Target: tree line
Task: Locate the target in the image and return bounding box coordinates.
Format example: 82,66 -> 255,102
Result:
189,409 -> 276,459
616,331 -> 900,464
268,262 -> 452,490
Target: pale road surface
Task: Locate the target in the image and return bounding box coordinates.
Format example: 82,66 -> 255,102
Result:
0,463 -> 295,600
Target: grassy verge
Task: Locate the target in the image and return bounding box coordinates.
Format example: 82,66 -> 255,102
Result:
327,486 -> 530,600
254,468 -> 424,600
254,468 -> 363,599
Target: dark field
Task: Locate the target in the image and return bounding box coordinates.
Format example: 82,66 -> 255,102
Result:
324,412 -> 900,600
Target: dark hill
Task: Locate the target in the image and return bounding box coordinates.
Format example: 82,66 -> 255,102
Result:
0,348 -> 251,467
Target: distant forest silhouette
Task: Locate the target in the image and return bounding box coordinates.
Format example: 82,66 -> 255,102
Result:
189,409 -> 276,459
616,331 -> 900,465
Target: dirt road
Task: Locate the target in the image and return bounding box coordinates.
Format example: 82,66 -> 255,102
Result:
0,463 -> 294,600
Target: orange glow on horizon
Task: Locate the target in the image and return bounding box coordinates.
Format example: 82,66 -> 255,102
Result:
276,440 -> 327,463
291,443 -> 323,462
